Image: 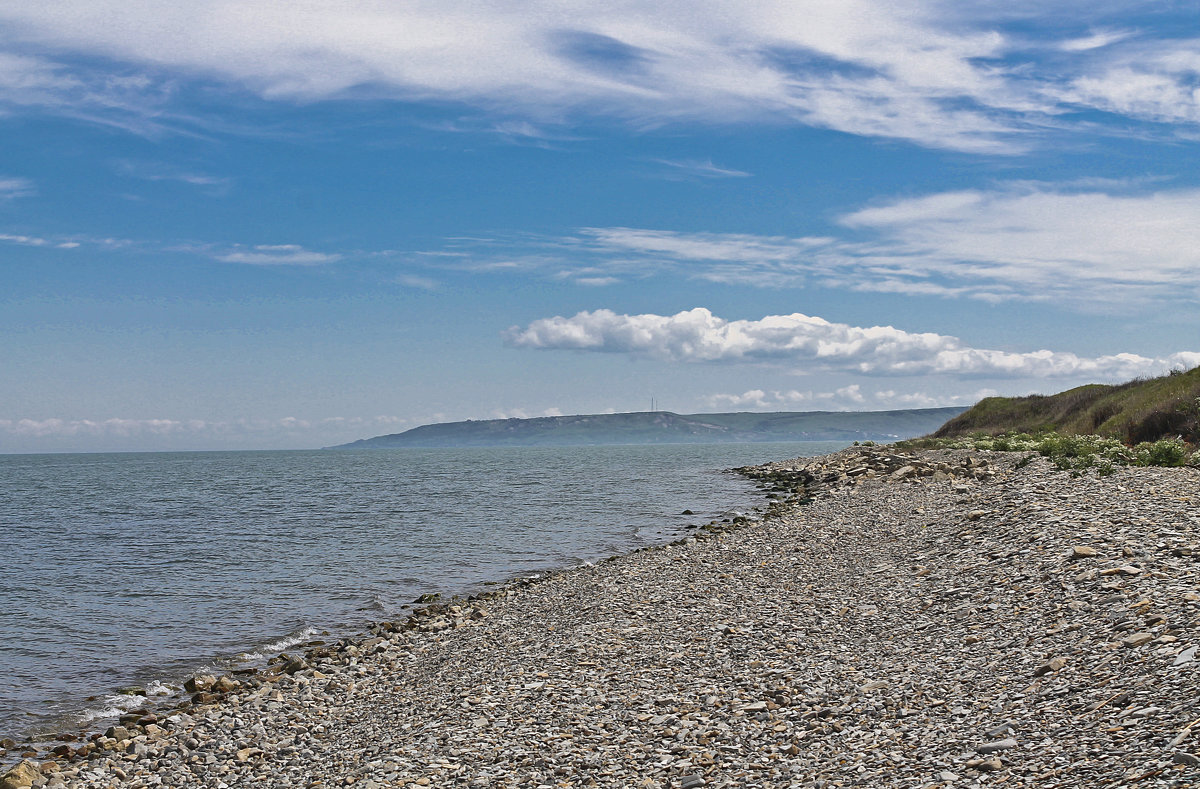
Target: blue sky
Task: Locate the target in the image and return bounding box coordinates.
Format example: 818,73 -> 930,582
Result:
2,1 -> 1199,451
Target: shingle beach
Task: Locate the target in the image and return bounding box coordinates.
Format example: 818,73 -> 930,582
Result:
6,446 -> 1199,789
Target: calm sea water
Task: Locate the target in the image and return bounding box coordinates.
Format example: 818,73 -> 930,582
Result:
0,442 -> 844,741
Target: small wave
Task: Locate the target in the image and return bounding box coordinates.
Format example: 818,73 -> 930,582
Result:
145,681 -> 171,696
359,593 -> 386,612
78,694 -> 144,723
234,627 -> 319,662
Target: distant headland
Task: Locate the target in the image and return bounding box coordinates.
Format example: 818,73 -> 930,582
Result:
327,407 -> 967,449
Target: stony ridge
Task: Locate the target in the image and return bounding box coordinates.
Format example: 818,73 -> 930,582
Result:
4,446 -> 1198,788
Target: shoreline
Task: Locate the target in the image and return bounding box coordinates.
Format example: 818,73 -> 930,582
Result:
1,460 -> 774,765
6,445 -> 1199,788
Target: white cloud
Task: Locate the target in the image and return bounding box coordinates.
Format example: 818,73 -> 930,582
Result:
0,415 -> 407,439
0,50 -> 182,136
0,0 -> 1123,153
1,4 -> 1199,150
216,244 -> 342,266
0,232 -> 51,246
113,160 -> 231,191
836,184 -> 1200,303
648,158 -> 751,179
437,182 -> 1200,307
704,385 -> 996,410
490,406 -> 566,419
506,307 -> 1200,379
0,176 -> 33,199
396,274 -> 440,290
1058,30 -> 1132,53
1055,39 -> 1200,125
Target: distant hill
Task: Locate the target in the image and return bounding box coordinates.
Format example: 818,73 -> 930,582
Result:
934,367 -> 1200,444
329,407 -> 967,449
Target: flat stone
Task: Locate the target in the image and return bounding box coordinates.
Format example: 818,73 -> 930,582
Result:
1070,546 -> 1098,559
1033,656 -> 1067,676
1121,632 -> 1154,648
1173,646 -> 1197,666
977,738 -> 1018,754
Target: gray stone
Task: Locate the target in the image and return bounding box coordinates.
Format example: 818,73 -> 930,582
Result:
977,738 -> 1018,754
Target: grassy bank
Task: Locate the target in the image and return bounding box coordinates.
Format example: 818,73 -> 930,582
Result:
933,366 -> 1200,445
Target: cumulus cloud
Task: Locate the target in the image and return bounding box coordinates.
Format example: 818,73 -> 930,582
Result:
3,2 -> 1194,152
490,406 -> 566,419
506,307 -> 1200,379
215,244 -> 342,266
704,385 -> 996,410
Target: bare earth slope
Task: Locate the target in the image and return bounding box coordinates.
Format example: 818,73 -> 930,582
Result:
20,447 -> 1200,788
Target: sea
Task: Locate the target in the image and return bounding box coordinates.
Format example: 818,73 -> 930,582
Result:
0,441 -> 845,743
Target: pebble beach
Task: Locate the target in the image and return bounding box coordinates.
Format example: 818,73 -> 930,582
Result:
5,445 -> 1199,789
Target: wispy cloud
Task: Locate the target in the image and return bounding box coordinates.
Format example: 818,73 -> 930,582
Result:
1054,38 -> 1200,125
647,158 -> 751,179
215,244 -> 342,266
0,176 -> 33,199
424,181 -> 1200,307
0,415 -> 407,439
113,160 -> 231,193
396,274 -> 440,290
835,183 -> 1200,305
1,3 -> 1195,152
506,307 -> 1200,379
1058,29 -> 1132,53
0,50 -> 188,138
0,232 -> 81,249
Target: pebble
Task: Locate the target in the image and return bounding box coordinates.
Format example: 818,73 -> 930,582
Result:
9,446 -> 1197,789
976,738 -> 1018,754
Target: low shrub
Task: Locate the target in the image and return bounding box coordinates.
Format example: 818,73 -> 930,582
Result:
895,430 -> 1195,473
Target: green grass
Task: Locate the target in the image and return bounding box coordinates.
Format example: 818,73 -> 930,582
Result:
933,366 -> 1200,445
898,431 -> 1195,473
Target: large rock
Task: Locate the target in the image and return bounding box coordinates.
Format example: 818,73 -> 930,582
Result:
183,675 -> 216,693
0,760 -> 41,789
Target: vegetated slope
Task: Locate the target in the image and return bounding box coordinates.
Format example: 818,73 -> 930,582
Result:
933,366 -> 1200,444
331,407 -> 965,448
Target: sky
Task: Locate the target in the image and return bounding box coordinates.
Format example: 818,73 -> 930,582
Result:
2,1 -> 1200,452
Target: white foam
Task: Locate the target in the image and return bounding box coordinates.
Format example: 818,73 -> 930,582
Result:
145,681 -> 171,696
235,627 -> 320,662
79,693 -> 144,723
